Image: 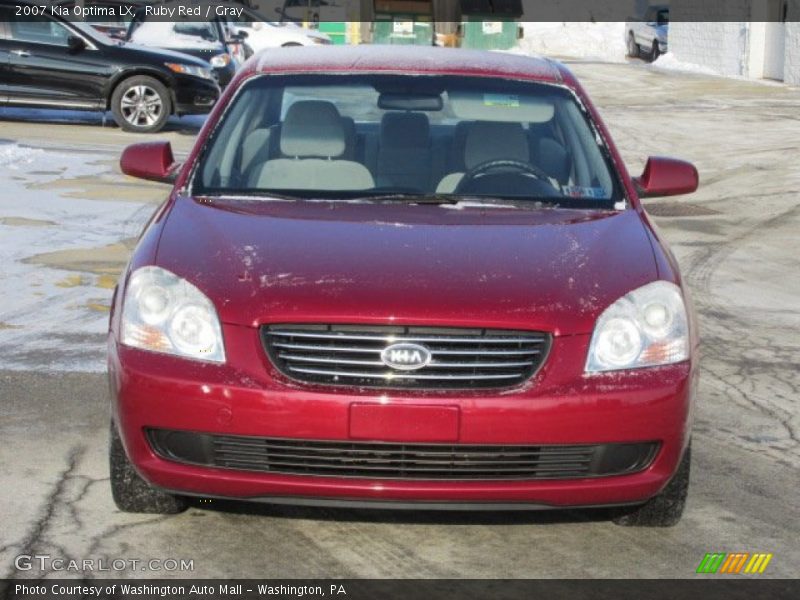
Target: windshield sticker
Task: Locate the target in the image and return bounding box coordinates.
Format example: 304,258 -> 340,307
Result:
483,94 -> 520,108
562,185 -> 607,199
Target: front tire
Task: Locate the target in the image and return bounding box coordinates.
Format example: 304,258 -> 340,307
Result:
109,423 -> 187,514
613,443 -> 691,527
111,75 -> 171,134
627,32 -> 640,58
650,40 -> 661,61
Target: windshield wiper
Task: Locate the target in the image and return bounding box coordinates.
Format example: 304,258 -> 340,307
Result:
352,193 -> 460,205
196,191 -> 303,202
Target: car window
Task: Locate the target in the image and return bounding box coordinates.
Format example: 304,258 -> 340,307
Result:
195,74 -> 620,208
8,14 -> 71,46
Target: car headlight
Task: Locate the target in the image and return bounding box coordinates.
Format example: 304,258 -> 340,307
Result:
585,281 -> 689,373
209,53 -> 231,68
121,266 -> 225,363
165,63 -> 213,80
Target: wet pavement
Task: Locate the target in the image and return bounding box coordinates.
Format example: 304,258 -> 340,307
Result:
0,61 -> 798,578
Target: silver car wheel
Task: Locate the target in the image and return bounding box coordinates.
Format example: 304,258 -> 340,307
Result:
120,85 -> 163,127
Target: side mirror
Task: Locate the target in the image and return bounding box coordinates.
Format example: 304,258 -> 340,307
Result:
633,156 -> 698,198
120,141 -> 179,184
67,35 -> 86,52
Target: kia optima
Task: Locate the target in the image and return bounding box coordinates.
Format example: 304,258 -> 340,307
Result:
109,46 -> 699,526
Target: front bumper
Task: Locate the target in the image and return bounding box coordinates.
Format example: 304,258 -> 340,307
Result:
109,324 -> 695,507
172,75 -> 220,115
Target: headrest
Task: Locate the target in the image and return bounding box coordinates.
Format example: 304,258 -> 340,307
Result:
464,121 -> 529,170
380,112 -> 430,148
281,100 -> 345,158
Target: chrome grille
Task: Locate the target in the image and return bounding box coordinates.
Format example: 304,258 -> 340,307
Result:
262,325 -> 551,389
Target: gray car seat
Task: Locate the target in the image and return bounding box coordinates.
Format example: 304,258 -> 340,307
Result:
249,100 -> 374,191
375,112 -> 432,190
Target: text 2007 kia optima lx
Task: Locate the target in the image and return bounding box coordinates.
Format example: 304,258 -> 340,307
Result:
109,46 -> 699,526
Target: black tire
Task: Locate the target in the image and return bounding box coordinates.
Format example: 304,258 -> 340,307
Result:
110,75 -> 171,134
109,423 -> 187,514
650,40 -> 661,62
627,32 -> 640,58
613,443 -> 691,527
281,42 -> 303,47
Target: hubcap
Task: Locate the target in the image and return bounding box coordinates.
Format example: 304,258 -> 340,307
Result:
120,85 -> 163,127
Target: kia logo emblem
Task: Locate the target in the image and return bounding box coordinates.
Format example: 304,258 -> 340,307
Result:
380,342 -> 432,371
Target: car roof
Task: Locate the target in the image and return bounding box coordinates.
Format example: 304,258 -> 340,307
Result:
246,45 -> 571,86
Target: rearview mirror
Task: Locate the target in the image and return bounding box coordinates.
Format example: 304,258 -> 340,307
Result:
633,156 -> 698,198
378,93 -> 443,111
120,141 -> 179,184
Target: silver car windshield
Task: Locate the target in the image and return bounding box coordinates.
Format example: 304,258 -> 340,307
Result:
194,74 -> 621,206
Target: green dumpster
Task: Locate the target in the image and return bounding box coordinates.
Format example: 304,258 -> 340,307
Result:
457,0 -> 523,50
318,22 -> 348,45
460,19 -> 521,51
370,0 -> 434,45
372,18 -> 434,45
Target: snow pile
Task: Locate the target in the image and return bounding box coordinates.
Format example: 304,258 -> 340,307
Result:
651,52 -> 720,76
0,143 -> 43,170
511,22 -> 627,63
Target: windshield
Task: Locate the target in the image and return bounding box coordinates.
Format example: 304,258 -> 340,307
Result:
194,74 -> 622,207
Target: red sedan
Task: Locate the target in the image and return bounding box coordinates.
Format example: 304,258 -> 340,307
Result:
110,46 -> 699,525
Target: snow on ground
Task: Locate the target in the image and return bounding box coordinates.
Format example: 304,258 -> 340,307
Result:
0,143 -> 153,372
651,52 -> 724,77
511,22 -> 627,63
0,144 -> 43,169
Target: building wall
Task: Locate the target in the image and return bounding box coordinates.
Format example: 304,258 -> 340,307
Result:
669,0 -> 800,84
786,4 -> 800,84
668,21 -> 750,77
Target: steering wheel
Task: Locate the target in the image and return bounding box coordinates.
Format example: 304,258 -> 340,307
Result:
454,159 -> 553,195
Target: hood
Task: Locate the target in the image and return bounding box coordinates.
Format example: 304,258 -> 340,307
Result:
155,197 -> 658,336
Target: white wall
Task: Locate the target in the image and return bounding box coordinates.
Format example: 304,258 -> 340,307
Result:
786,4 -> 800,84
668,21 -> 751,77
669,0 -> 800,84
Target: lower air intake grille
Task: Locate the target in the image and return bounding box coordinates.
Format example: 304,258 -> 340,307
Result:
262,324 -> 551,389
147,429 -> 658,481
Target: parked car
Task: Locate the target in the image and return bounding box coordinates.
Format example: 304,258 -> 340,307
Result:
225,12 -> 331,51
111,46 -> 699,526
0,0 -> 220,133
127,14 -> 243,87
626,4 -> 669,61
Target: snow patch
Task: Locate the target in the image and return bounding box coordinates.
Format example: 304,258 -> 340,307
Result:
0,143 -> 152,372
651,52 -> 721,77
0,144 -> 44,170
